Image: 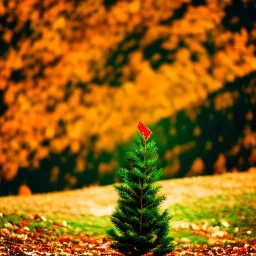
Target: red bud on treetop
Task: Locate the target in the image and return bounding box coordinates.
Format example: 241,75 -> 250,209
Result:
138,121 -> 152,142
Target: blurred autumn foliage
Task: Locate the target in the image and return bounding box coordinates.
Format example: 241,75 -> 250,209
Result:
154,73 -> 256,178
0,0 -> 256,194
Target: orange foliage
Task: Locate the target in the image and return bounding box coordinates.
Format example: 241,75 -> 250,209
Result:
18,184 -> 32,196
0,0 -> 256,181
186,157 -> 205,177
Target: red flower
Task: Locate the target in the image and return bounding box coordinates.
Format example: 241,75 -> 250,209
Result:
138,121 -> 152,142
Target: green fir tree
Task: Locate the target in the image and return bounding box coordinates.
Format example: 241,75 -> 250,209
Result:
108,122 -> 174,256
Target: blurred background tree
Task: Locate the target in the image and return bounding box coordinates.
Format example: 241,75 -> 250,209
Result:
0,0 -> 255,195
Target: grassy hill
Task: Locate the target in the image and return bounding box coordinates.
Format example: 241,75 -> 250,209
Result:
1,171 -> 256,243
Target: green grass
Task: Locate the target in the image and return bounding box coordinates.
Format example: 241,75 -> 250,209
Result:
172,192 -> 254,219
171,231 -> 208,244
0,215 -> 112,236
28,220 -> 52,231
66,216 -> 111,235
171,192 -> 255,225
170,192 -> 256,242
0,215 -> 23,227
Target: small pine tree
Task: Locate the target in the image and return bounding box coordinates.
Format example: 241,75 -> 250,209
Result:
108,122 -> 174,256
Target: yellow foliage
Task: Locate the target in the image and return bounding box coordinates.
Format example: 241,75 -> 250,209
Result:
99,160 -> 118,175
186,157 -> 205,177
0,0 -> 256,181
18,184 -> 32,196
164,158 -> 180,178
70,141 -> 81,154
214,92 -> 234,111
213,153 -> 227,174
50,167 -> 60,184
36,147 -> 49,160
4,163 -> 18,181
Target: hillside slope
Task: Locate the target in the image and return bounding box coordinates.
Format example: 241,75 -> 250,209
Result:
0,171 -> 255,219
0,171 -> 256,255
